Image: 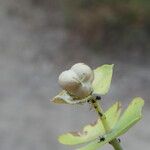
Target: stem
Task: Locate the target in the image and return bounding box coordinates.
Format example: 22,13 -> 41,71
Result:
91,97 -> 123,150
110,139 -> 123,150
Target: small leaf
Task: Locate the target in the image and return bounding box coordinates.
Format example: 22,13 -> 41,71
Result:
106,101 -> 121,128
92,64 -> 114,95
111,97 -> 144,136
51,90 -> 73,104
58,102 -> 121,145
78,97 -> 144,150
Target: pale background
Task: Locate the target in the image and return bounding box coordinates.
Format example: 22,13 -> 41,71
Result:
0,0 -> 149,150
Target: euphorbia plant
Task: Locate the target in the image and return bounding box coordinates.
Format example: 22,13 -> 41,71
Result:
51,63 -> 144,150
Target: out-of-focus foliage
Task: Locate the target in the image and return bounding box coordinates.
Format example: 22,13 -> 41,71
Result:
58,98 -> 144,150
59,101 -> 121,145
61,0 -> 150,49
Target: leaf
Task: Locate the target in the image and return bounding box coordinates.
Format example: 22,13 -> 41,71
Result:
78,97 -> 144,150
51,90 -> 74,104
112,97 -> 144,136
51,90 -> 94,105
92,64 -> 114,95
106,101 -> 121,128
58,102 -> 121,145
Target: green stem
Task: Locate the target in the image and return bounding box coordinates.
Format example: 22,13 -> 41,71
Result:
110,139 -> 123,150
91,97 -> 123,150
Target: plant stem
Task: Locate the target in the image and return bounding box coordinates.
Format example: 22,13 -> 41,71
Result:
91,97 -> 123,150
110,139 -> 123,150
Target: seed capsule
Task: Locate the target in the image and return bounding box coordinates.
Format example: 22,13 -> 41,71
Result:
58,70 -> 80,93
71,63 -> 94,82
58,63 -> 94,99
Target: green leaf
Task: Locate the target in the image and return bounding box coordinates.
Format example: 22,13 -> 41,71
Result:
112,97 -> 144,136
92,64 -> 114,95
78,97 -> 144,150
58,102 -> 121,145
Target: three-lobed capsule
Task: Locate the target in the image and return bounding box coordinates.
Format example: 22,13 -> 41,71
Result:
58,63 -> 94,99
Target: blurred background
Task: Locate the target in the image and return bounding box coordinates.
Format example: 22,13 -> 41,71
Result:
0,0 -> 149,150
